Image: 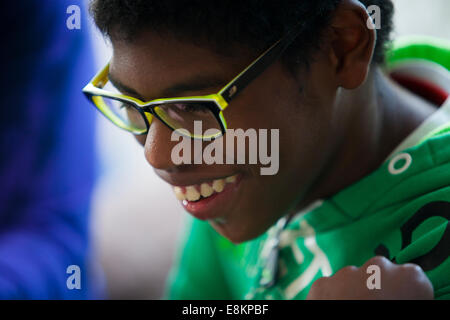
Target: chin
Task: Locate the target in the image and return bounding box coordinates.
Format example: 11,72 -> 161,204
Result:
209,218 -> 270,244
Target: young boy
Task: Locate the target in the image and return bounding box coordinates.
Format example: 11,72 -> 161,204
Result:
84,0 -> 449,299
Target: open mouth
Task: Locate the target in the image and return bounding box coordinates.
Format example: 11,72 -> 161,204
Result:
172,174 -> 238,202
171,174 -> 241,220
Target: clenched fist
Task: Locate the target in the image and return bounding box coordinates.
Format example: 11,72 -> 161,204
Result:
306,256 -> 434,300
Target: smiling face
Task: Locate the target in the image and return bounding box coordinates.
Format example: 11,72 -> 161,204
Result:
109,30 -> 343,243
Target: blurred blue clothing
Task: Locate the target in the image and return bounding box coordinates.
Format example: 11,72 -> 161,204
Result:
0,1 -> 102,298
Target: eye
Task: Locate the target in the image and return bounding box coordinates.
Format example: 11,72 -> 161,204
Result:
119,102 -> 134,109
174,103 -> 211,114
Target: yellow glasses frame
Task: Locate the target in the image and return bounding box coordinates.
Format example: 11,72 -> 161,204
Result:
82,20 -> 306,139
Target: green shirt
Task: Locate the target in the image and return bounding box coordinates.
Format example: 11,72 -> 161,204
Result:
165,37 -> 450,300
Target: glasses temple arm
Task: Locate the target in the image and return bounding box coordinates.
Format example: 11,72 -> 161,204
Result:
219,21 -> 305,103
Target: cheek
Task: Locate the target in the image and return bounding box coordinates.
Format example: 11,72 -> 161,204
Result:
223,89 -> 293,131
222,66 -> 312,133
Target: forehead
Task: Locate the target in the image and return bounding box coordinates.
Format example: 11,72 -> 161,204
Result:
109,30 -> 255,100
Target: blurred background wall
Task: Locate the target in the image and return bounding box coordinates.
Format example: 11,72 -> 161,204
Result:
87,0 -> 450,299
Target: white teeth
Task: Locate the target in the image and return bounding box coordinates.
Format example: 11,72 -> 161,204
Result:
172,174 -> 238,202
212,179 -> 225,193
185,186 -> 201,201
200,183 -> 214,198
173,187 -> 185,201
225,175 -> 236,183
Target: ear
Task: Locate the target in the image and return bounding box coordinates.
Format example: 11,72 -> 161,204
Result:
327,0 -> 377,89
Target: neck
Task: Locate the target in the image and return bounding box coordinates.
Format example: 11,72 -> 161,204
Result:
292,67 -> 436,215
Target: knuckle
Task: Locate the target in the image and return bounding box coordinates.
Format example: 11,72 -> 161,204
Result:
344,265 -> 358,272
397,263 -> 433,292
363,255 -> 392,271
368,255 -> 390,266
401,263 -> 425,276
335,265 -> 358,277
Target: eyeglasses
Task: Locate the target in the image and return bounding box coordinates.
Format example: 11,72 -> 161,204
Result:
82,21 -> 305,140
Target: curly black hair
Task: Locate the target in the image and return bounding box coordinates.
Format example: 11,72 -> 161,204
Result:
90,0 -> 394,72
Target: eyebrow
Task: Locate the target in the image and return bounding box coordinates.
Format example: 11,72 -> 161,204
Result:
108,72 -> 229,102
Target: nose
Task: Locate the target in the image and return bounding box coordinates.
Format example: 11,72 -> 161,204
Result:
144,117 -> 180,171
